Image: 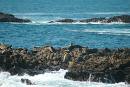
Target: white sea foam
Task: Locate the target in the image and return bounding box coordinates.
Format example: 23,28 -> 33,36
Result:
10,12 -> 130,25
66,28 -> 130,36
14,12 -> 130,16
11,11 -> 130,25
10,20 -> 130,26
0,70 -> 129,87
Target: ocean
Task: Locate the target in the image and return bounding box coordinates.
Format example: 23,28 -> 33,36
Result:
0,0 -> 130,87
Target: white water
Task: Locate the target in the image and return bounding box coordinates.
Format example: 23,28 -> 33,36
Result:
14,12 -> 130,15
0,70 -> 129,87
66,28 -> 130,36
12,12 -> 130,25
11,21 -> 129,26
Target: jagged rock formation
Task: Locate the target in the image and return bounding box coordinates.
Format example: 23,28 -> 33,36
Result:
0,12 -> 31,23
49,15 -> 130,23
0,43 -> 130,83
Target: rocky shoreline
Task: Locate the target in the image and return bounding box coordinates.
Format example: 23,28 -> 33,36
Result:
0,12 -> 130,24
0,12 -> 31,23
49,15 -> 130,23
0,43 -> 130,84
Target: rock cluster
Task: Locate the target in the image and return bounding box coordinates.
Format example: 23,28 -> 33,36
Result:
0,12 -> 31,23
0,43 -> 130,83
49,15 -> 130,23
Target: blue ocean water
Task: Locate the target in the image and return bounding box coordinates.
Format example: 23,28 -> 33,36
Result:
0,0 -> 130,48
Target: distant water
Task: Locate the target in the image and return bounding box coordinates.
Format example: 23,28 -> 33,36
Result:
0,0 -> 130,86
0,0 -> 130,48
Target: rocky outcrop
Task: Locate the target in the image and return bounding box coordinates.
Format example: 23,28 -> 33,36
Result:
0,43 -> 130,83
64,47 -> 130,83
48,15 -> 130,23
0,12 -> 31,23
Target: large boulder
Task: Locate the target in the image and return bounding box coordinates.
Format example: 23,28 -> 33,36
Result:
0,12 -> 31,23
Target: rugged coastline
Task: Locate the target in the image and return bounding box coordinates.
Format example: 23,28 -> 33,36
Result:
0,43 -> 130,84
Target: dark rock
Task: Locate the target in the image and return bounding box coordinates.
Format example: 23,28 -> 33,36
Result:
67,45 -> 83,51
0,12 -> 31,23
79,17 -> 106,23
65,48 -> 130,83
56,19 -> 76,23
0,43 -> 130,83
107,15 -> 130,23
49,19 -> 76,23
48,15 -> 130,23
21,78 -> 34,85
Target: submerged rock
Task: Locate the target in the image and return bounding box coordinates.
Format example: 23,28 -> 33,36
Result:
0,43 -> 130,83
0,12 -> 31,23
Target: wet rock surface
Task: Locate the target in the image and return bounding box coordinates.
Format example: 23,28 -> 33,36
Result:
21,78 -> 34,85
49,15 -> 130,23
0,43 -> 130,83
0,12 -> 31,23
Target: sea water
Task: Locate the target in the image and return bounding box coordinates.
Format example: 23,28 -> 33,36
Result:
0,0 -> 130,86
0,69 -> 129,87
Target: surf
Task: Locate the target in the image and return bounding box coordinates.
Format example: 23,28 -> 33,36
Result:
0,70 -> 129,87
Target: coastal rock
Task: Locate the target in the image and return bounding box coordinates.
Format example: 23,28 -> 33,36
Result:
0,43 -> 11,50
48,15 -> 130,23
107,15 -> 130,23
21,78 -> 34,85
0,12 -> 31,23
79,17 -> 106,23
0,43 -> 130,83
64,48 -> 130,83
49,19 -> 76,23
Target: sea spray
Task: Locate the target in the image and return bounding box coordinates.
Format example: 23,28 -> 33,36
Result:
0,70 -> 129,87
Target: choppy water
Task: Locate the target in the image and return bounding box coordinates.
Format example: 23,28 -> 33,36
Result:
0,69 -> 129,87
0,0 -> 130,86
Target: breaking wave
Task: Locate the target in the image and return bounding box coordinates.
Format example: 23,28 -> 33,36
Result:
0,70 -> 129,87
11,12 -> 130,25
11,21 -> 129,25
